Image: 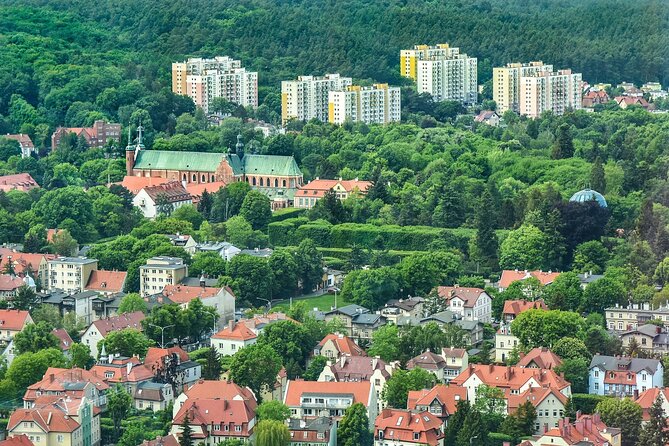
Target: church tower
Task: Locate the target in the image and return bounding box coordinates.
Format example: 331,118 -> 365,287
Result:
125,127 -> 135,176
235,133 -> 244,159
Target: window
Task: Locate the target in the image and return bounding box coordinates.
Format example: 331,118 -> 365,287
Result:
413,433 -> 420,441
253,177 -> 257,186
235,425 -> 242,432
260,178 -> 264,186
192,174 -> 196,182
214,424 -> 221,431
594,370 -> 599,378
201,174 -> 206,182
594,383 -> 599,390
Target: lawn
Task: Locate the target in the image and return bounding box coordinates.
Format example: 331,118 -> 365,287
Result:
272,293 -> 352,312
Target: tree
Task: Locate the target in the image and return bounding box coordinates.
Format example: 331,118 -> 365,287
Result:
171,205 -> 204,230
295,239 -> 324,292
268,249 -> 298,298
582,276 -> 626,314
108,384 -> 132,441
226,254 -> 272,307
590,157 -> 606,193
337,403 -> 372,446
340,267 -> 402,310
11,286 -> 39,311
552,337 -> 591,361
474,188 -> 499,269
6,348 -> 66,391
101,329 -> 152,357
68,343 -> 94,369
255,419 -> 290,446
444,399 -> 470,445
399,251 -> 462,296
382,368 -> 437,409
198,189 -> 214,221
13,322 -> 60,354
555,357 -> 590,393
510,309 -> 585,349
24,224 -> 47,253
584,326 -> 621,357
179,411 -> 194,446
201,347 -> 222,380
368,325 -> 401,362
240,190 -> 272,230
456,408 -> 486,446
544,272 -> 583,311
258,321 -> 315,374
638,394 -> 669,446
473,384 -> 506,416
572,240 -> 609,274
155,193 -> 174,217
304,355 -> 327,381
117,422 -> 146,446
551,124 -> 574,159
310,189 -> 346,224
118,293 -> 147,314
50,229 -> 78,256
225,215 -> 254,248
501,400 -> 537,440
190,252 -> 227,278
229,343 -> 282,402
595,398 -> 642,446
499,224 -> 551,270
256,401 -> 291,422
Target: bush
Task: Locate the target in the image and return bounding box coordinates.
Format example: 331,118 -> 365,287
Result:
268,217 -> 310,246
569,394 -> 611,414
488,433 -> 515,446
270,207 -> 306,222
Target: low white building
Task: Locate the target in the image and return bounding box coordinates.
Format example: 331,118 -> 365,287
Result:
80,311 -> 146,357
133,182 -> 192,219
437,286 -> 492,323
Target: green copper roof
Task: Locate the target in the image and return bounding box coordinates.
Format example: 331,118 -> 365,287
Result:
134,150 -> 228,173
243,154 -> 301,177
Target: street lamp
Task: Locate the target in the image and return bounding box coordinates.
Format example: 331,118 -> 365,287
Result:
257,298 -> 272,313
470,435 -> 479,446
149,323 -> 175,348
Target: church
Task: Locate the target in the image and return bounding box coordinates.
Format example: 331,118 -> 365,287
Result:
125,127 -> 303,206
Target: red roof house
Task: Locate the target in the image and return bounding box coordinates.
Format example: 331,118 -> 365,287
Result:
374,409 -> 444,446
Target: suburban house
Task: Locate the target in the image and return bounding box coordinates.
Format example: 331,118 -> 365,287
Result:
84,270 -> 127,295
2,134 -> 36,158
80,311 -> 146,357
210,321 -> 258,356
294,178 -> 372,209
450,364 -> 572,403
419,311 -> 484,346
283,380 -> 377,429
132,381 -> 174,412
0,274 -> 30,298
0,309 -> 32,345
144,346 -> 202,394
24,367 -> 109,410
324,305 -> 386,339
507,386 -> 568,433
318,356 -> 394,412
588,355 -> 663,396
615,95 -> 651,110
157,283 -> 236,327
374,409 -> 444,446
132,182 -> 192,219
582,90 -> 610,108
605,302 -> 669,331
474,110 -> 501,126
195,242 -> 241,261
172,379 -> 257,417
0,249 -> 55,289
436,286 -> 492,322
139,257 -> 188,297
90,355 -> 154,393
287,417 -> 336,446
379,297 -> 424,324
502,299 -> 548,323
164,234 -> 197,255
52,328 -> 74,356
314,333 -> 366,360
406,348 -> 468,383
497,270 -> 561,292
518,413 -> 621,446
494,322 -> 519,364
0,173 -> 39,192
634,387 -> 669,422
619,324 -> 669,354
517,348 -> 563,370
407,384 -> 468,427
577,271 -> 603,289
47,257 -> 98,293
139,435 -> 179,446
0,435 -> 34,446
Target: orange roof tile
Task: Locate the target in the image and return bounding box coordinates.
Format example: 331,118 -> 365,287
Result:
8,408 -> 81,434
375,409 -> 443,445
0,309 -> 31,331
140,435 -> 179,446
173,399 -> 254,438
437,286 -> 487,308
516,347 -> 563,370
0,435 -> 34,446
299,178 -> 371,195
90,357 -> 153,384
499,270 -> 561,289
119,176 -> 170,195
283,380 -> 373,407
85,270 -> 127,293
502,299 -> 548,317
161,284 -> 222,304
407,384 -> 467,416
0,275 -> 26,292
0,249 -> 55,276
182,380 -> 257,410
318,333 -> 366,356
634,387 -> 669,421
450,364 -> 571,392
90,311 -> 145,337
52,329 -> 73,352
144,346 -> 189,370
211,322 -> 257,341
186,182 -> 227,200
0,173 -> 39,192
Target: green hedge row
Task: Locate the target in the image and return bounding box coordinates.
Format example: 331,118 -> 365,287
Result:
568,394 -> 611,414
270,207 -> 306,223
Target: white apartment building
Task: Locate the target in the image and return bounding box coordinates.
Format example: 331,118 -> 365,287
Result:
281,74 -> 352,125
47,257 -> 98,293
493,62 -> 554,113
172,57 -> 258,113
328,84 -> 401,125
139,257 -> 188,297
416,52 -> 477,104
400,44 -> 461,80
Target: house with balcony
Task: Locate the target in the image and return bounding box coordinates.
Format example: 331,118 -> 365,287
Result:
47,257 -> 98,293
374,408 -> 444,446
407,384 -> 467,427
588,355 -> 663,396
288,417 -> 336,446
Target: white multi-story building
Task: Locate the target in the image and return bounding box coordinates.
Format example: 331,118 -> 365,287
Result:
172,57 -> 258,113
328,84 -> 401,125
416,52 -> 477,104
47,257 -> 98,293
400,44 -> 461,80
139,257 -> 188,297
281,74 -> 352,125
493,61 -> 554,113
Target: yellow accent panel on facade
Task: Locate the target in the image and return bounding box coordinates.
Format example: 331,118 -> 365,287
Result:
281,92 -> 289,124
409,56 -> 417,80
328,102 -> 335,123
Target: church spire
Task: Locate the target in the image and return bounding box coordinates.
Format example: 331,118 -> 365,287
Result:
235,133 -> 244,159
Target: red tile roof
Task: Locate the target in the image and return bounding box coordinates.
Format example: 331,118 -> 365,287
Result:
8,408 -> 80,434
502,299 -> 548,317
407,384 -> 467,416
318,333 -> 366,357
283,380 -> 373,407
182,380 -> 257,410
142,182 -> 191,203
144,346 -> 189,370
634,387 -> 669,421
186,182 -> 227,201
52,329 -> 73,352
0,249 -> 55,276
436,286 -> 487,308
3,134 -> 34,148
85,270 -> 127,293
140,435 -> 179,446
119,176 -> 170,195
375,409 -> 443,446
499,270 -> 561,289
0,173 -> 39,192
298,179 -> 371,198
211,322 -> 257,341
173,399 -> 255,438
161,284 -> 222,304
517,347 -> 563,370
0,309 -> 31,331
90,357 -> 153,384
441,347 -> 467,359
529,413 -> 619,446
0,435 -> 34,446
451,364 -> 571,392
327,356 -> 391,382
89,311 -> 145,337
25,367 -> 109,403
0,275 -> 27,292
407,351 -> 447,371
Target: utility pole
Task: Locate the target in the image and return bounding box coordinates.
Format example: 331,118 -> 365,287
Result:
149,323 -> 175,348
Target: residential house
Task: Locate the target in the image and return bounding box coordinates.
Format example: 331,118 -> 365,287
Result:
605,302 -> 669,331
406,348 -> 468,383
407,351 -> 448,382
144,346 -> 201,394
518,413 -> 621,446
47,257 -> 98,293
0,249 -> 55,290
194,242 -> 241,261
90,355 -> 154,394
287,417 -> 336,446
324,305 -> 370,336
0,173 -> 39,192
318,356 -> 394,412
407,384 -> 468,427
184,182 -> 227,205
517,348 -> 563,370
374,408 -> 444,446
157,283 -> 236,327
0,275 -> 30,299
240,248 -> 273,258
577,271 -> 604,289
139,435 -> 179,446
351,313 -> 385,341
634,387 -> 669,422
582,90 -> 610,108
52,329 -> 74,357
495,322 -> 519,363
436,286 -> 491,322
497,270 -> 561,292
294,178 -> 372,209
84,271 -> 127,296
419,311 -> 484,346
164,234 -> 197,255
80,311 -> 145,357
315,333 -> 366,360
450,364 -> 572,403
620,324 -> 669,354
173,379 -> 257,417
139,257 -> 188,297
283,380 -> 377,429
2,134 -> 36,158
380,297 -> 424,324
615,96 -> 651,110
133,182 -> 192,219
0,309 -> 32,345
0,435 -> 34,446
474,110 -> 501,126
24,367 -> 109,410
51,121 -> 120,149
502,299 -> 548,323
588,355 -> 663,396
322,268 -> 344,290
132,381 -> 174,412
210,320 -> 258,356
507,386 -> 568,433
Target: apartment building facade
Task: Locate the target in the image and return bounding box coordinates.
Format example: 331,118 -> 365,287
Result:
328,84 -> 401,125
139,257 -> 188,297
47,257 -> 98,293
493,62 -> 553,113
172,57 -> 257,113
281,74 -> 352,124
417,55 -> 477,104
400,44 -> 460,80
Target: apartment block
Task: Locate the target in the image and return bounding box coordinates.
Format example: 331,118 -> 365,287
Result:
281,74 -> 352,125
172,57 -> 257,113
328,84 -> 401,125
417,55 -> 477,104
139,257 -> 188,297
400,44 -> 460,80
493,62 -> 582,117
47,257 -> 98,293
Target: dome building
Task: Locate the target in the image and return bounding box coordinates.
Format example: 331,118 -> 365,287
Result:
569,188 -> 607,208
